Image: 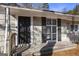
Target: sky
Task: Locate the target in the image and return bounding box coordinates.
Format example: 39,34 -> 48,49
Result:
49,3 -> 78,12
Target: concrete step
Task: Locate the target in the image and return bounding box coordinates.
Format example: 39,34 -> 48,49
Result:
11,44 -> 31,56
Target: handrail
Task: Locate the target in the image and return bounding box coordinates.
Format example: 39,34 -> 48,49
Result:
7,32 -> 31,56
8,32 -> 16,56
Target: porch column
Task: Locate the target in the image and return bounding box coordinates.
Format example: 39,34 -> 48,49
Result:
31,16 -> 33,44
4,7 -> 10,54
16,16 -> 18,46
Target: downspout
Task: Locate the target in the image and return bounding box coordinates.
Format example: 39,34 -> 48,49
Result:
8,8 -> 11,56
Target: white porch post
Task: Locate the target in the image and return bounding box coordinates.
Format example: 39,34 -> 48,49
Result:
16,16 -> 18,46
31,16 -> 33,44
4,7 -> 10,53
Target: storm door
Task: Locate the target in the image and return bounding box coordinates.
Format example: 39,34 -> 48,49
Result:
18,16 -> 31,44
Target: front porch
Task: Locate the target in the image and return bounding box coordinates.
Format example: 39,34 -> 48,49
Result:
0,5 -> 79,56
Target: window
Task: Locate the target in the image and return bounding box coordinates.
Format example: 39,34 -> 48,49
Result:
42,18 -> 57,42
52,34 -> 56,40
46,34 -> 51,40
52,26 -> 56,33
70,25 -> 78,31
46,19 -> 51,25
46,26 -> 51,34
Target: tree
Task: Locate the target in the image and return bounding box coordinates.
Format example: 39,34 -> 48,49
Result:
67,10 -> 77,15
67,4 -> 79,15
42,3 -> 49,10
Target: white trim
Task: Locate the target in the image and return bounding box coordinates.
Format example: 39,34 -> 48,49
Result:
56,19 -> 58,42
31,16 -> 33,44
15,16 -> 18,46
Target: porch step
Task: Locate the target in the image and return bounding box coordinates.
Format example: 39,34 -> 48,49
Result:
11,44 -> 31,56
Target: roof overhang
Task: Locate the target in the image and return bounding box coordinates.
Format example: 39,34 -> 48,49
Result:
0,5 -> 79,21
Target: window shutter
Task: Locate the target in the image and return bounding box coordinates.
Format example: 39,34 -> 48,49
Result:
41,17 -> 47,43
57,19 -> 61,41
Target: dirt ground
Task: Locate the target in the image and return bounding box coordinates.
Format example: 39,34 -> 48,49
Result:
53,45 -> 79,56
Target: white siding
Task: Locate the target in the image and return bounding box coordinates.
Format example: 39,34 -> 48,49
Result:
0,14 -> 5,53
33,17 -> 42,45
61,20 -> 71,42
0,13 -> 17,53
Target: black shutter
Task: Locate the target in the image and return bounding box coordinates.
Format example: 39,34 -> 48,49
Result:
42,17 -> 46,26
57,19 -> 61,41
41,17 -> 47,43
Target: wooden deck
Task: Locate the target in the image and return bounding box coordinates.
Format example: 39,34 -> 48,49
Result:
53,45 -> 79,56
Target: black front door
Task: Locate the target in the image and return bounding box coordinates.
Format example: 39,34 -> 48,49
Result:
18,16 -> 31,44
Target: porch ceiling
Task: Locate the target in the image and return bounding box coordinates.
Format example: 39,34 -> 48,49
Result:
0,5 -> 79,21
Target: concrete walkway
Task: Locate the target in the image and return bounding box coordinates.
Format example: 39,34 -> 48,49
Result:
22,41 -> 76,56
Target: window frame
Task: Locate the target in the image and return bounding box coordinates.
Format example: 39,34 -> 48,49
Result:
42,18 -> 57,42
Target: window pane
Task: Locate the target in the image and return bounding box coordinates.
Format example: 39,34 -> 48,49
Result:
52,19 -> 56,25
52,26 -> 56,33
52,34 -> 56,40
46,34 -> 51,40
75,25 -> 78,31
46,19 -> 51,25
46,26 -> 51,34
